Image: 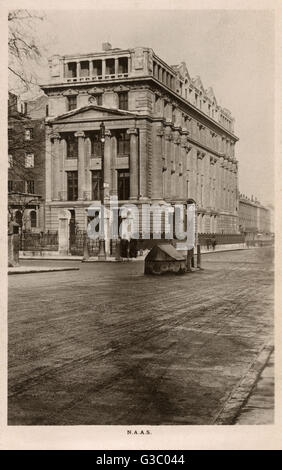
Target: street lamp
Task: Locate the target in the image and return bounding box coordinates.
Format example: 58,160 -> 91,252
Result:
98,121 -> 106,260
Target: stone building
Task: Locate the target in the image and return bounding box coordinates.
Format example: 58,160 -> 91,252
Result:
8,92 -> 48,231
239,194 -> 271,235
41,44 -> 239,248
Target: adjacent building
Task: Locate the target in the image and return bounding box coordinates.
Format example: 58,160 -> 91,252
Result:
8,92 -> 48,231
40,44 -> 239,251
239,194 -> 272,237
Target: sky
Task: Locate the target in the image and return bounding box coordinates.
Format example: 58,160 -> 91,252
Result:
23,8 -> 275,206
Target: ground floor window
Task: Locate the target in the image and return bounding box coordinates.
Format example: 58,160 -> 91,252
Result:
67,171 -> 78,201
118,170 -> 130,200
30,210 -> 37,228
91,170 -> 102,200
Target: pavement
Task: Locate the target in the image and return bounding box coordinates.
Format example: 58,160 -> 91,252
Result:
235,351 -> 274,424
8,266 -> 80,275
8,247 -> 274,425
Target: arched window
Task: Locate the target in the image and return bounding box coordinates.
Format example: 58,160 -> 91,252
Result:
15,210 -> 22,226
30,210 -> 37,228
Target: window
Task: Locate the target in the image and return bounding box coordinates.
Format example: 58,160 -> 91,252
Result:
172,106 -> 176,124
66,62 -> 77,78
66,134 -> 78,159
67,171 -> 78,201
80,61 -> 89,77
30,210 -> 37,228
90,132 -> 102,156
67,95 -> 77,111
91,170 -> 102,200
94,94 -> 103,106
8,180 -> 13,192
25,153 -> 34,168
118,92 -> 128,110
92,60 -> 102,76
116,130 -> 130,155
118,57 -> 128,74
26,180 -> 35,194
25,128 -> 33,140
118,170 -> 130,200
46,104 -> 49,116
8,154 -> 13,168
105,59 -> 115,75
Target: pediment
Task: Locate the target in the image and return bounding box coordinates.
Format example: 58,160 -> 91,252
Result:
206,87 -> 217,105
50,104 -> 136,123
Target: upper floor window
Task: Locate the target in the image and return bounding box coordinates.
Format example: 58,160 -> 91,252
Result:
118,57 -> 128,74
67,95 -> 77,111
118,92 -> 128,110
92,60 -> 102,76
67,171 -> 78,201
25,153 -> 34,168
66,134 -> 78,159
80,61 -> 89,77
65,62 -> 77,78
26,180 -> 35,194
8,154 -> 13,168
90,132 -> 102,157
25,128 -> 33,141
118,170 -> 130,200
8,180 -> 13,192
116,130 -> 130,155
105,58 -> 115,75
93,94 -> 103,106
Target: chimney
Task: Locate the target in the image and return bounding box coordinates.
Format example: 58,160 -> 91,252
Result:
102,42 -> 112,52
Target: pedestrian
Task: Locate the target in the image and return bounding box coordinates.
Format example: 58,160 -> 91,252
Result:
212,237 -> 217,251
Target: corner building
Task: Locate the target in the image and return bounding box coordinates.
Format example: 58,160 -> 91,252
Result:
41,44 -> 239,243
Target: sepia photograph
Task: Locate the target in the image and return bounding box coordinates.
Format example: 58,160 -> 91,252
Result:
1,0 -> 281,450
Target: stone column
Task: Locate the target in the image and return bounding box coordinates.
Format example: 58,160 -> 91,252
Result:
164,132 -> 172,200
76,61 -> 80,79
139,128 -> 148,199
151,127 -> 164,200
115,58 -> 119,76
111,135 -> 118,196
59,137 -> 67,201
102,59 -> 106,78
196,151 -> 202,207
127,128 -> 139,200
89,60 -> 93,77
51,132 -> 61,201
180,137 -> 187,200
75,131 -> 86,200
85,136 -> 91,200
58,209 -> 71,255
104,129 -> 112,200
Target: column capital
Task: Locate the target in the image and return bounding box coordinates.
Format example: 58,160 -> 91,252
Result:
165,133 -> 172,141
50,132 -> 61,141
105,129 -> 112,137
74,131 -> 85,138
127,128 -> 138,136
156,127 -> 165,136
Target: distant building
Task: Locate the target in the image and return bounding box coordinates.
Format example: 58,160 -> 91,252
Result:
41,44 -> 239,253
8,92 -> 47,231
239,194 -> 272,238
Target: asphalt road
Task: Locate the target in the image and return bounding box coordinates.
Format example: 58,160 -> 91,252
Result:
8,247 -> 274,425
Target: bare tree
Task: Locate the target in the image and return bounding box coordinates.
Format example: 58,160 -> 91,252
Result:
8,9 -> 46,94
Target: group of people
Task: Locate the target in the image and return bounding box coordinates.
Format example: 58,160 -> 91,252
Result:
206,237 -> 217,251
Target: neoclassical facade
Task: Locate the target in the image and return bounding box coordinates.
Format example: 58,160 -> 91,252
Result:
41,44 -> 239,239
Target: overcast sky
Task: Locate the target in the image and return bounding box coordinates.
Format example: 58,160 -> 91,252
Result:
35,9 -> 275,206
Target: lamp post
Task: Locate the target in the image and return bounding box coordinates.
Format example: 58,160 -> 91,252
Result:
98,121 -> 106,260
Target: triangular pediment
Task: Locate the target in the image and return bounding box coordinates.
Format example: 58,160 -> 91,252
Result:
49,104 -> 137,123
206,87 -> 217,105
193,75 -> 205,92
